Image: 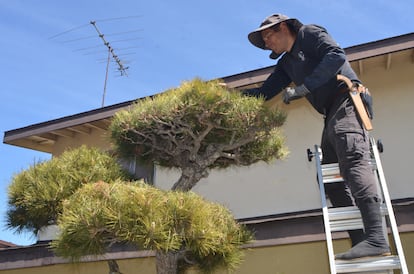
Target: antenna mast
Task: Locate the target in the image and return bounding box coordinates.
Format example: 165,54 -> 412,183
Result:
90,21 -> 129,107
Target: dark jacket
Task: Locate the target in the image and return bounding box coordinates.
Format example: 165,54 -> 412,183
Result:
244,24 -> 359,115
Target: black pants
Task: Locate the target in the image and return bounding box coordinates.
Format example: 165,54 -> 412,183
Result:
321,96 -> 379,208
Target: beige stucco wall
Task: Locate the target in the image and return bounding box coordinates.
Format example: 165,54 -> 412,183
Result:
358,58 -> 414,199
154,100 -> 324,218
51,128 -> 112,156
0,256 -> 155,274
155,56 -> 414,219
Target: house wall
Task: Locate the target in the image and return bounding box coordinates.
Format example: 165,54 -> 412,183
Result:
48,52 -> 414,220
4,45 -> 413,274
358,58 -> 414,199
154,55 -> 414,219
2,232 -> 413,274
48,55 -> 414,220
51,128 -> 112,156
0,257 -> 155,274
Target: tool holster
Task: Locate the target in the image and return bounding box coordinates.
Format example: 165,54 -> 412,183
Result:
337,75 -> 373,131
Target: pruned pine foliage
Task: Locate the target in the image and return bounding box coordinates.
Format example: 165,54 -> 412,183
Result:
6,146 -> 128,234
52,181 -> 253,273
110,78 -> 287,191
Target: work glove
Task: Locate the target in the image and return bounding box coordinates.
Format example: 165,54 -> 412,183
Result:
283,84 -> 310,104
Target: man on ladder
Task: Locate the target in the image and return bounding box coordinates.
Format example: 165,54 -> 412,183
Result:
242,13 -> 390,260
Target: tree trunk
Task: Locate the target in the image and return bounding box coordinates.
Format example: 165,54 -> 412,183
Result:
107,259 -> 122,273
155,250 -> 180,274
172,165 -> 208,191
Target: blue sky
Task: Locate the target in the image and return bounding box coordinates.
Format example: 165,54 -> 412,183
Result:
1,0 -> 413,246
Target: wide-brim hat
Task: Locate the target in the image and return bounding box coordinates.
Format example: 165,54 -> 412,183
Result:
248,14 -> 295,50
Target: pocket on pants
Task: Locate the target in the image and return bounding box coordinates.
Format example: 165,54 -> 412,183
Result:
336,132 -> 369,181
333,99 -> 364,134
343,132 -> 370,162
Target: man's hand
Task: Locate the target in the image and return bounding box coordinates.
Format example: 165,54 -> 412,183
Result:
282,84 -> 310,104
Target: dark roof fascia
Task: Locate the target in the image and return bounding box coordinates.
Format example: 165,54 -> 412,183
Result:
0,240 -> 17,249
3,33 -> 414,145
344,32 -> 414,61
3,99 -> 136,144
0,242 -> 155,270
239,197 -> 414,225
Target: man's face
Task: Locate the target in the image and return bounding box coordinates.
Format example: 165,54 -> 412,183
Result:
261,24 -> 287,54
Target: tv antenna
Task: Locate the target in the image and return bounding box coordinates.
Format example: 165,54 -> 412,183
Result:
90,21 -> 129,107
50,16 -> 141,107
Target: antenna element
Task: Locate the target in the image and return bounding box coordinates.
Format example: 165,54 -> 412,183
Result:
90,21 -> 129,107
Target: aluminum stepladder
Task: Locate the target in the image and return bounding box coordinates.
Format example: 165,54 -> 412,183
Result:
307,137 -> 408,273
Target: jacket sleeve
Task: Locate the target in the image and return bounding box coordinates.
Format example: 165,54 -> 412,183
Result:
242,64 -> 291,101
301,26 -> 347,91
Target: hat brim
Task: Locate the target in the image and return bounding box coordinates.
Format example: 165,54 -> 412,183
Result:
247,18 -> 295,49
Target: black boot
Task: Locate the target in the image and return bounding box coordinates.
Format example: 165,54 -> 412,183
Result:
324,183 -> 365,246
335,201 -> 390,260
348,229 -> 365,247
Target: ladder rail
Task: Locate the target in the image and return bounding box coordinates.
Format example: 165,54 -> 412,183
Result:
370,138 -> 409,274
308,138 -> 408,274
314,145 -> 337,274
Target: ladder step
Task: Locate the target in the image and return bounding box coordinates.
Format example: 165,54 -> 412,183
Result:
321,162 -> 376,184
323,177 -> 344,184
329,205 -> 388,220
321,163 -> 344,184
329,205 -> 388,232
310,139 -> 408,273
336,255 -> 401,273
330,219 -> 364,232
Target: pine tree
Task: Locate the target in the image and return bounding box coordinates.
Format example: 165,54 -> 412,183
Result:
52,180 -> 253,274
6,146 -> 128,234
110,78 -> 287,191
107,78 -> 287,272
8,78 -> 287,274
